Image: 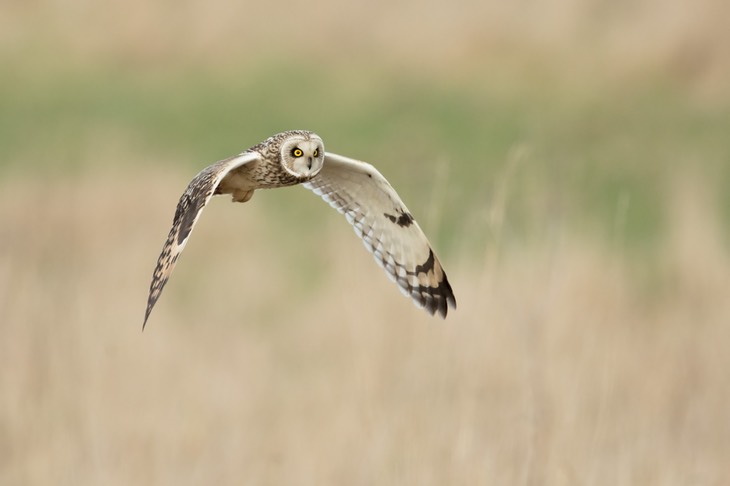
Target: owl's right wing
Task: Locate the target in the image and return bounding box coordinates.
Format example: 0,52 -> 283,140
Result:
304,152 -> 456,317
143,151 -> 261,329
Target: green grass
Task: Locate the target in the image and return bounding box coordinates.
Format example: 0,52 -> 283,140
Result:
2,62 -> 729,252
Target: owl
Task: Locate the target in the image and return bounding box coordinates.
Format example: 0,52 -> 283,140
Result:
144,130 -> 455,328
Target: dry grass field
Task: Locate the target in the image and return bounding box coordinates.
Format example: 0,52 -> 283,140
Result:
2,0 -> 730,484
1,169 -> 728,485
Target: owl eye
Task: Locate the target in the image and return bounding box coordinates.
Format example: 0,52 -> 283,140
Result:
292,148 -> 303,157
313,149 -> 319,157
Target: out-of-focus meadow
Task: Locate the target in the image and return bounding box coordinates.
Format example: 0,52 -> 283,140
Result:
2,0 -> 729,484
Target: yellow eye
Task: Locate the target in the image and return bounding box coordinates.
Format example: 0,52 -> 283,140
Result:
292,148 -> 303,157
313,149 -> 319,157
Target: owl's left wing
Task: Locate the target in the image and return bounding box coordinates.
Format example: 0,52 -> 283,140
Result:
143,152 -> 260,329
303,152 -> 456,317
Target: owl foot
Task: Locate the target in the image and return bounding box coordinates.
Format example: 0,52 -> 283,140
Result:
232,190 -> 254,203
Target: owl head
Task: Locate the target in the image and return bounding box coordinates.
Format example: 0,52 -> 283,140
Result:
279,131 -> 325,179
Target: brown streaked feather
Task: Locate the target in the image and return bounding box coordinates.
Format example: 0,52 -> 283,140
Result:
143,152 -> 260,329
303,152 -> 456,317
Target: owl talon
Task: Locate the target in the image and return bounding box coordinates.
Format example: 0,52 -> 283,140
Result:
232,190 -> 254,203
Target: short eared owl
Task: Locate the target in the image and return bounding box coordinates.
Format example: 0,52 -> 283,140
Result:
144,130 -> 455,328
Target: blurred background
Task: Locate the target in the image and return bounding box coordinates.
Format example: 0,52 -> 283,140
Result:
1,0 -> 729,484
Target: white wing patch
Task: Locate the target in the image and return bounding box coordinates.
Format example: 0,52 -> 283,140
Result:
304,152 -> 456,317
143,152 -> 261,328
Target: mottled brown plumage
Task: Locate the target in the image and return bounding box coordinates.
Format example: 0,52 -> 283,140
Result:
144,130 -> 455,328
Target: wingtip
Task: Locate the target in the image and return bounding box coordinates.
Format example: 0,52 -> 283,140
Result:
142,304 -> 152,331
415,284 -> 456,319
436,294 -> 457,319
438,276 -> 457,319
446,292 -> 457,315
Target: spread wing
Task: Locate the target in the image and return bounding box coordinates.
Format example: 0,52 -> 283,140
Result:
143,152 -> 260,328
303,152 -> 456,317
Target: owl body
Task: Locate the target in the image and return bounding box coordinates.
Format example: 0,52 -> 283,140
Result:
216,130 -> 322,201
144,130 -> 456,327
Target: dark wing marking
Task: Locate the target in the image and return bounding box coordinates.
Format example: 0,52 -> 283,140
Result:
143,152 -> 260,329
303,152 -> 456,317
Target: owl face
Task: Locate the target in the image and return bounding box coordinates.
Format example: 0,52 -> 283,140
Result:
279,133 -> 325,179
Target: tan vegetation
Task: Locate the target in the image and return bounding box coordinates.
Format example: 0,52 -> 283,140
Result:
3,0 -> 730,96
1,168 -> 728,485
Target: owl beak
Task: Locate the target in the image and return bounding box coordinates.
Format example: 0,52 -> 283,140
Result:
307,157 -> 313,170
